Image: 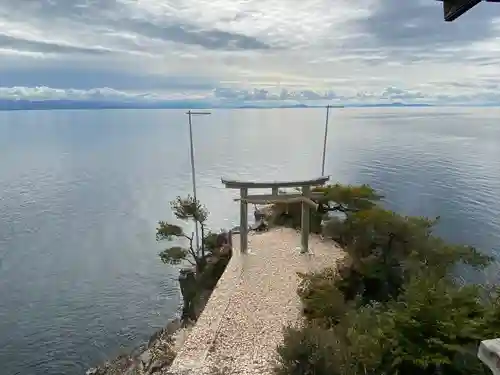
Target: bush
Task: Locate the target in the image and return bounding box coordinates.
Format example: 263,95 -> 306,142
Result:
321,216 -> 347,244
336,275 -> 495,375
297,265 -> 353,327
276,326 -> 342,375
275,183 -> 495,375
280,275 -> 496,375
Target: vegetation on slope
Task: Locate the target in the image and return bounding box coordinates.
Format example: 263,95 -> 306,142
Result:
272,184 -> 497,375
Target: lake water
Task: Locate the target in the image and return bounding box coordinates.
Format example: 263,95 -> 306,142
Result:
1,107 -> 500,375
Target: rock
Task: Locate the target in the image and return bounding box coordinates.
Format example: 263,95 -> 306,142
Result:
136,360 -> 144,374
251,218 -> 268,232
139,349 -> 152,367
124,364 -> 141,375
165,318 -> 182,336
148,318 -> 180,349
148,328 -> 165,348
87,355 -> 134,375
220,243 -> 232,256
148,359 -> 168,374
216,232 -> 226,248
254,207 -> 266,222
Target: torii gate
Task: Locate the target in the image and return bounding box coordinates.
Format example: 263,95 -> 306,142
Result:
221,176 -> 330,254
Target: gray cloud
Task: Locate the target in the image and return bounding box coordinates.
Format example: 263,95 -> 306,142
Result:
0,34 -> 110,55
119,19 -> 272,51
0,0 -> 271,52
1,0 -> 117,19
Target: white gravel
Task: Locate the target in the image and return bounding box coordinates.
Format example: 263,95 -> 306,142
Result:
167,228 -> 344,375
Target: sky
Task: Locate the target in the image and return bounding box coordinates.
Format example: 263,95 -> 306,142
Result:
1,0 -> 500,105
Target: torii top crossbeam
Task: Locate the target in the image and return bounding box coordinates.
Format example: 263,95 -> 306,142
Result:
221,176 -> 329,189
222,176 -> 330,254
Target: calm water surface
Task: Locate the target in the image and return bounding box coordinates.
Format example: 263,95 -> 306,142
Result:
1,108 -> 500,375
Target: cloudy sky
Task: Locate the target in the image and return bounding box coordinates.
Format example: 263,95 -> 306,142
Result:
1,0 -> 500,104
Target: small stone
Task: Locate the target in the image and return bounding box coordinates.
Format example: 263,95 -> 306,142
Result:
85,369 -> 98,375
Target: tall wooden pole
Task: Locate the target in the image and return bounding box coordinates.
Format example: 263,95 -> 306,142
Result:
187,111 -> 200,251
321,105 -> 330,176
301,185 -> 311,253
240,187 -> 248,253
185,110 -> 211,252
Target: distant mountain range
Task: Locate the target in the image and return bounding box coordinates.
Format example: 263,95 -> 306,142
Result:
0,99 -> 203,111
345,103 -> 433,108
0,99 -> 435,111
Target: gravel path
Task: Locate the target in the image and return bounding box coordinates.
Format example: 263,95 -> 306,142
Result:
167,228 -> 344,375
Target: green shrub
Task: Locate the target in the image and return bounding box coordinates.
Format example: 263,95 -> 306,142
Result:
279,275 -> 496,375
275,183 -> 495,375
276,326 -> 342,375
297,266 -> 352,327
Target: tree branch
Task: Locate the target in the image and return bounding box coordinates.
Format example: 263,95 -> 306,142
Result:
186,232 -> 199,265
200,222 -> 206,259
319,203 -> 360,214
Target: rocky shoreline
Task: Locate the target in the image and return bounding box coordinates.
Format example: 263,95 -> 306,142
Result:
86,233 -> 233,375
86,316 -> 191,375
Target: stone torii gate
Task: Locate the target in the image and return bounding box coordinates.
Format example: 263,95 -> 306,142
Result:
221,176 -> 330,253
